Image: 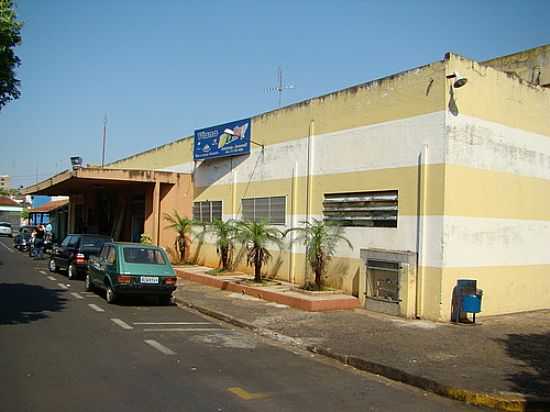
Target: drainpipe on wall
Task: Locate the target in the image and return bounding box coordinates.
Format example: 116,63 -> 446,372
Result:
415,144 -> 429,318
289,161 -> 298,284
305,120 -> 315,279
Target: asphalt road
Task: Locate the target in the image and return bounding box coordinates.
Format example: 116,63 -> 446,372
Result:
0,237 -> 484,412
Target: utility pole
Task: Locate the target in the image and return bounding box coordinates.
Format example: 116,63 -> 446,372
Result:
101,114 -> 107,167
266,66 -> 295,107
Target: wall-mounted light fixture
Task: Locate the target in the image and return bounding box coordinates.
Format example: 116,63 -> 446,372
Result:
446,72 -> 468,88
70,156 -> 83,170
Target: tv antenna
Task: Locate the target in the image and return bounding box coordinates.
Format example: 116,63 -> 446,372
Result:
266,66 -> 295,107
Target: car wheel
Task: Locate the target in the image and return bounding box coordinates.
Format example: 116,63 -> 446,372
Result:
85,274 -> 94,292
67,263 -> 77,280
105,284 -> 117,304
48,258 -> 58,273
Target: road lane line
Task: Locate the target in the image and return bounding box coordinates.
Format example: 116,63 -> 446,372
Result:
0,241 -> 14,253
47,276 -> 56,281
57,283 -> 68,289
88,304 -> 105,312
39,270 -> 47,275
133,322 -> 211,325
71,292 -> 84,299
143,328 -> 224,332
111,318 -> 133,330
144,340 -> 176,355
227,387 -> 269,400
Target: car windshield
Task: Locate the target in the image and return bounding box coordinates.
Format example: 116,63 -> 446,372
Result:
80,237 -> 111,248
0,223 -> 11,228
123,247 -> 166,265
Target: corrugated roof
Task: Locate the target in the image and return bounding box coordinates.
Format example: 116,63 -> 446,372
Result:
29,199 -> 69,213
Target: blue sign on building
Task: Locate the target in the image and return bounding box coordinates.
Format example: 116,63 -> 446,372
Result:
194,118 -> 251,161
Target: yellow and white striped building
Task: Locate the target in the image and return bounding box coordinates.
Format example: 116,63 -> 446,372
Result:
111,45 -> 550,321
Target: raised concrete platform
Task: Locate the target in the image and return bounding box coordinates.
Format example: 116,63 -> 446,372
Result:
175,266 -> 360,312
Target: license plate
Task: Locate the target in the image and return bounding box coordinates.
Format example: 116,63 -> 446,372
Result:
140,276 -> 159,284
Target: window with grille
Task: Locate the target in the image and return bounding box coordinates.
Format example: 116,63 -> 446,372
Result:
192,200 -> 222,223
323,190 -> 398,227
241,196 -> 286,225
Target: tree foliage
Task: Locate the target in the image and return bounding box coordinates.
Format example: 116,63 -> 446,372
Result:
285,219 -> 353,289
204,219 -> 238,271
0,0 -> 22,110
163,210 -> 199,263
235,220 -> 283,282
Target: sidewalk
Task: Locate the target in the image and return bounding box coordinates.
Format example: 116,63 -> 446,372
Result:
173,267 -> 550,412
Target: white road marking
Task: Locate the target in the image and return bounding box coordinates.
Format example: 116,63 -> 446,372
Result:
39,270 -> 47,275
57,283 -> 68,289
144,340 -> 176,355
111,318 -> 133,330
47,276 -> 56,281
70,292 -> 84,299
133,322 -> 211,325
0,241 -> 14,253
143,328 -> 224,332
88,304 -> 105,312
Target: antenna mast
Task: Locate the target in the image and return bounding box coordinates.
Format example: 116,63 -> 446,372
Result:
266,66 -> 295,107
101,114 -> 107,167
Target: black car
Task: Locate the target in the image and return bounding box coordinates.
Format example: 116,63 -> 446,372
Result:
48,234 -> 113,279
13,225 -> 36,251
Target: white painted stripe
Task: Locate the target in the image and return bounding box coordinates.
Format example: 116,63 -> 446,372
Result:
111,318 -> 133,330
133,322 -> 212,325
47,276 -> 56,281
144,339 -> 176,355
39,270 -> 47,275
70,292 -> 84,299
144,328 -> 223,332
88,304 -> 105,312
441,216 -> 550,267
163,111 -> 447,187
57,283 -> 68,289
0,241 -> 14,253
447,114 -> 550,181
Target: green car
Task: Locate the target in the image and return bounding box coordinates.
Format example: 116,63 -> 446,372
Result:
86,242 -> 177,304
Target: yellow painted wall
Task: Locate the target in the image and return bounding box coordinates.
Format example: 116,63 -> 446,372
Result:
446,53 -> 550,137
111,61 -> 446,170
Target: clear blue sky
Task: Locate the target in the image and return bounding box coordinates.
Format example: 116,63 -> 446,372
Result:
2,0 -> 549,188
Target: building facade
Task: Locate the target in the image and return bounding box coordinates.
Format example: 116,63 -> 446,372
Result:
26,45 -> 550,321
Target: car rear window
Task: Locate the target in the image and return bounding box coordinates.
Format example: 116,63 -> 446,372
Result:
0,223 -> 11,228
80,237 -> 111,248
123,247 -> 166,265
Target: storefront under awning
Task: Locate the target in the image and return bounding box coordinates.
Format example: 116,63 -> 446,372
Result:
22,167 -> 192,251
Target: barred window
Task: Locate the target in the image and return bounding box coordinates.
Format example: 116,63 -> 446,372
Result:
241,196 -> 286,225
323,190 -> 398,227
192,201 -> 223,223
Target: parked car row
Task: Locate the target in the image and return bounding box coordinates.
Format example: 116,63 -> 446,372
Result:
11,230 -> 177,305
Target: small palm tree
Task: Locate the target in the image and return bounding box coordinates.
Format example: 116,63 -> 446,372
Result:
236,220 -> 283,282
285,219 -> 353,289
205,219 -> 238,271
164,210 -> 199,263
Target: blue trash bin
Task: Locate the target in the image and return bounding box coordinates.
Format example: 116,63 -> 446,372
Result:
462,294 -> 481,313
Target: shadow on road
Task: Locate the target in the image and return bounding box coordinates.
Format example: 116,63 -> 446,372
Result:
500,332 -> 550,402
0,283 -> 67,325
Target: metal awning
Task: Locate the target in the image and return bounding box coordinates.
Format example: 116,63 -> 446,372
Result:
22,167 -> 188,196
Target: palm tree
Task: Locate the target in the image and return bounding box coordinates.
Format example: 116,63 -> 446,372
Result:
235,220 -> 283,282
205,219 -> 238,271
164,210 -> 199,263
285,219 -> 353,290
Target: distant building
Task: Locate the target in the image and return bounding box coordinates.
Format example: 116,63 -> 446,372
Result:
0,175 -> 10,191
0,196 -> 23,229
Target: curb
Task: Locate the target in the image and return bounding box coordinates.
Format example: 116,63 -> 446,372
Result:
174,295 -> 550,412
